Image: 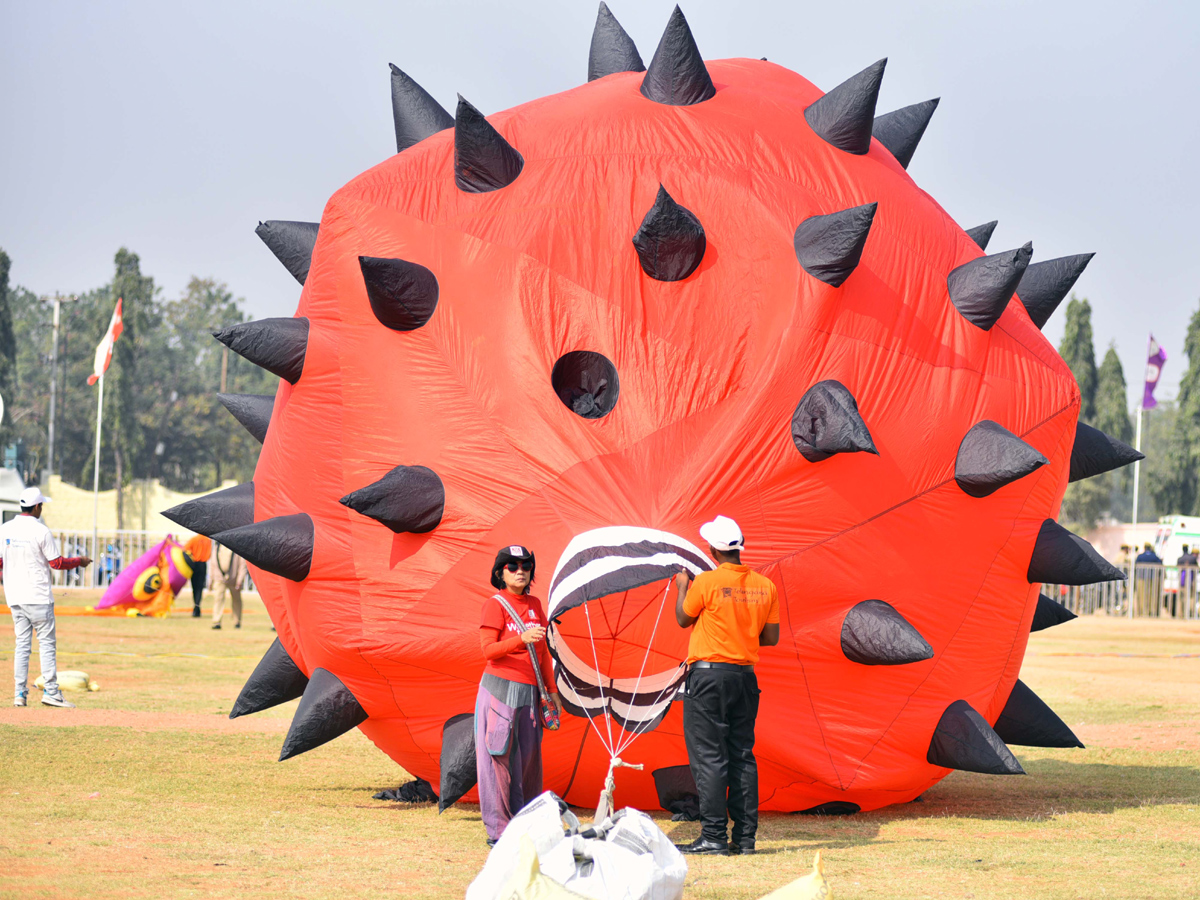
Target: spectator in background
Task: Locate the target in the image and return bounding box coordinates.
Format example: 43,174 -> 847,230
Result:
1135,543 -> 1163,616
183,535 -> 211,619
1173,544 -> 1197,618
2,488 -> 91,707
211,544 -> 245,630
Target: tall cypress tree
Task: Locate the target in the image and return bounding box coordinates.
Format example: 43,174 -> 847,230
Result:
1059,295 -> 1098,423
1154,305 -> 1200,516
0,249 -> 18,447
108,249 -> 157,527
1093,344 -> 1133,520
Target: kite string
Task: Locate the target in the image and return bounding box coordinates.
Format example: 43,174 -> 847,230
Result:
582,602 -> 617,757
614,574 -> 676,758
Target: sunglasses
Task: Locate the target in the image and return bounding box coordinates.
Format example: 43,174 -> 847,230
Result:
504,561 -> 533,573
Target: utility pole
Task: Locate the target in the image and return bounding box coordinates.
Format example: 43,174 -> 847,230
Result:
44,293 -> 77,485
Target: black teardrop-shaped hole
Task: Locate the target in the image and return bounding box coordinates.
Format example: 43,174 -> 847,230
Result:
551,351 -> 619,419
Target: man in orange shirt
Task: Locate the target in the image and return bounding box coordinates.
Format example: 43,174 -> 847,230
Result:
675,515 -> 779,856
183,535 -> 211,619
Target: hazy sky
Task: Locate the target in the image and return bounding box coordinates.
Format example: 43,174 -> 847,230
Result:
3,1 -> 1198,408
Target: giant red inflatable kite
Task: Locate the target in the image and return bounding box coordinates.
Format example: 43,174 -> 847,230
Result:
166,5 -> 1141,813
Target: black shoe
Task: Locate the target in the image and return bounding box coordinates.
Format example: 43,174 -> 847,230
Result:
486,838 -> 498,849
191,607 -> 201,618
212,623 -> 221,630
234,622 -> 241,629
677,837 -> 729,855
729,840 -> 756,855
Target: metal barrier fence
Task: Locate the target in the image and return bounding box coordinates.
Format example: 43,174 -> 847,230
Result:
46,529 -> 253,592
1041,564 -> 1200,620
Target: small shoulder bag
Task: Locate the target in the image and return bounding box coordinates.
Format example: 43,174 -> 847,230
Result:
493,593 -> 560,731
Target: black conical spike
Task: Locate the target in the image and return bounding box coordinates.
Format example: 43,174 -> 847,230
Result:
1031,593 -> 1078,632
358,257 -> 439,331
255,221 -> 319,286
438,712 -> 477,813
340,465 -> 444,534
947,242 -> 1033,331
927,699 -> 1025,775
213,317 -> 309,385
163,482 -> 255,537
229,638 -> 309,719
791,380 -> 878,462
1017,253 -> 1095,330
872,98 -> 939,169
279,668 -> 368,761
589,2 -> 644,82
213,514 -> 313,583
454,96 -> 524,193
1027,519 -> 1126,585
793,202 -> 877,287
1069,421 -> 1143,482
217,393 -> 274,444
955,420 -> 1048,498
841,599 -> 933,665
389,64 -> 453,154
639,6 -> 715,106
994,680 -> 1084,748
632,185 -> 706,282
964,221 -> 998,251
804,59 -> 887,155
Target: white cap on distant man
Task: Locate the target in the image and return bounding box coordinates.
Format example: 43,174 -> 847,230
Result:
19,487 -> 50,508
699,515 -> 744,552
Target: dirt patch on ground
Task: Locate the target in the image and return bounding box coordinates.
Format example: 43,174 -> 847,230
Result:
1076,717 -> 1200,751
0,707 -> 287,733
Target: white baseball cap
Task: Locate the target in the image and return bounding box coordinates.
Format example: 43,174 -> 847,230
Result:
699,515 -> 744,552
19,487 -> 51,507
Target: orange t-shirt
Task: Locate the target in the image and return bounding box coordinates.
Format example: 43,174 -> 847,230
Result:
682,563 -> 780,665
183,535 -> 212,562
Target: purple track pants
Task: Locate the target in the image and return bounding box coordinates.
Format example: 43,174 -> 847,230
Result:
475,684 -> 542,842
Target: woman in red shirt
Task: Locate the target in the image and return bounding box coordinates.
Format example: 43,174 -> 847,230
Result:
476,544 -> 562,846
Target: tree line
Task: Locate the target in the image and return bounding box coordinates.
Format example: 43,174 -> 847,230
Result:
0,246 -> 273,526
1057,295 -> 1200,529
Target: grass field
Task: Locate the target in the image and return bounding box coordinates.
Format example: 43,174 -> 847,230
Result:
0,591 -> 1197,899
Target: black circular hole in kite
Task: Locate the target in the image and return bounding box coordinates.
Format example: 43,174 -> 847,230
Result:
551,351 -> 619,419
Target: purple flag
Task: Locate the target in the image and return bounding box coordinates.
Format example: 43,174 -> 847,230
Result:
1143,335 -> 1167,409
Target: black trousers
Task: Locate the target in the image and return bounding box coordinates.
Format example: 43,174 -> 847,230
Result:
683,666 -> 760,843
190,561 -> 207,608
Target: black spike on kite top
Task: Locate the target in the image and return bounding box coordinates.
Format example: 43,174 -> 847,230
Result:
358,257 -> 439,331
928,699 -> 1025,775
632,185 -> 706,281
1069,421 -> 1144,483
1016,253 -> 1096,330
793,202 -> 877,287
639,6 -> 715,106
212,317 -> 309,385
340,465 -> 445,534
213,514 -> 314,583
791,380 -> 878,463
162,482 -> 255,538
946,242 -> 1033,331
954,420 -> 1048,498
255,221 -> 319,286
278,668 -> 368,761
217,393 -> 274,444
389,64 -> 453,154
589,2 -> 645,82
230,638 -> 310,719
964,221 -> 998,251
1030,593 -> 1077,632
840,600 -> 934,665
454,96 -> 524,193
804,59 -> 887,155
994,679 -> 1084,748
872,98 -> 939,169
1027,519 -> 1127,586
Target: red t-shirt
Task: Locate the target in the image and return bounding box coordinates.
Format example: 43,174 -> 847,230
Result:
479,591 -> 555,687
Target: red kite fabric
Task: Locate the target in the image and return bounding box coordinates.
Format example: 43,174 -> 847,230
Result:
181,8 -> 1136,814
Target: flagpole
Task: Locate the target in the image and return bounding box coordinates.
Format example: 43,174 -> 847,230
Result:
1130,402 -> 1142,619
92,373 -> 104,588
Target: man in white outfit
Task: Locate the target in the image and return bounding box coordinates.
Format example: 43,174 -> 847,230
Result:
2,487 -> 91,707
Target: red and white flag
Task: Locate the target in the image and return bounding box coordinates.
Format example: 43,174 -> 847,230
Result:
88,298 -> 124,385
